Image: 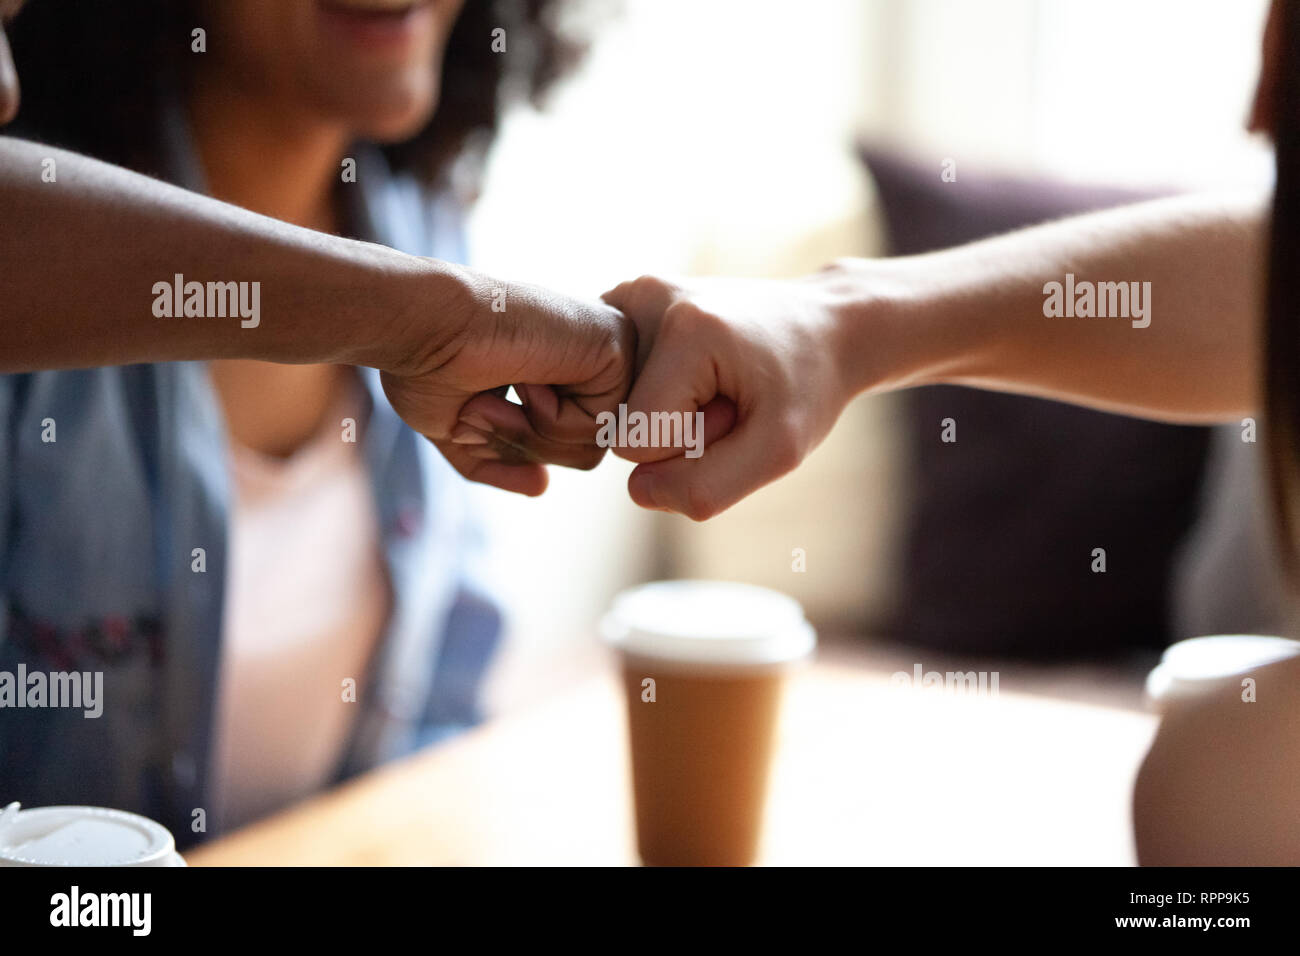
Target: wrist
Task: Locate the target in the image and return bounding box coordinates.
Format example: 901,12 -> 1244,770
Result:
806,259 -> 907,398
812,256 -> 967,398
339,251 -> 475,376
216,230 -> 463,372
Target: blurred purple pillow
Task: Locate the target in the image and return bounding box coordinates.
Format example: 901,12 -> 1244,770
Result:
861,144 -> 1209,659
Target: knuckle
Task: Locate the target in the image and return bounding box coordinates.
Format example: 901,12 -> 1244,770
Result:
771,443 -> 801,477
534,423 -> 564,444
768,419 -> 804,475
681,482 -> 720,522
606,319 -> 637,376
627,273 -> 670,306
660,299 -> 694,324
525,412 -> 564,444
661,299 -> 719,338
631,272 -> 669,292
573,447 -> 608,471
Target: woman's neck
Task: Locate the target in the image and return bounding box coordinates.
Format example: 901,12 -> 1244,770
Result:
187,76 -> 354,458
187,78 -> 350,233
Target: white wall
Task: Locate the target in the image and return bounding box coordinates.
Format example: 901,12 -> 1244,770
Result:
870,0 -> 1273,186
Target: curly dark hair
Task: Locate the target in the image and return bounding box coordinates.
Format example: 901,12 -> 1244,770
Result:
7,0 -> 589,193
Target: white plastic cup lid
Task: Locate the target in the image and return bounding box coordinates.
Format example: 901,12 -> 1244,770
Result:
1145,634 -> 1300,708
600,579 -> 816,668
0,805 -> 185,867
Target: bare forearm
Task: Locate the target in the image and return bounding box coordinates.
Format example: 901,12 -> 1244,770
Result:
0,137 -> 462,373
834,191 -> 1268,423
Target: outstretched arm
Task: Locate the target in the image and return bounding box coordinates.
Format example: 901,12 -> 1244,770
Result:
1,137 -> 634,495
602,190 -> 1267,520
846,190 -> 1266,421
0,137 -> 438,372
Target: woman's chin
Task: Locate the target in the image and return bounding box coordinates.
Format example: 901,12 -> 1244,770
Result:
343,86 -> 438,143
359,113 -> 432,143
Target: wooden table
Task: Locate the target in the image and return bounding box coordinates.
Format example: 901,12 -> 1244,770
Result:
187,661 -> 1158,866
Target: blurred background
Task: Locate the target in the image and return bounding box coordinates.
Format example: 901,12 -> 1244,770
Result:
465,0 -> 1277,716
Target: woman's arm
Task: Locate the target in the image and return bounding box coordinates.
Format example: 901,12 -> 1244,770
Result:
601,190 -> 1267,520
1,137 -> 634,495
1,138 -> 442,371
842,190 -> 1267,422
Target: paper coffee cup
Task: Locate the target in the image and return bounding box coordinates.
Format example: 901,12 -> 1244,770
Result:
0,804 -> 186,867
602,580 -> 815,866
1145,634 -> 1300,713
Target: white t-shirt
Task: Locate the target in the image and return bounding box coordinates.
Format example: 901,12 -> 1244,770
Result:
209,382 -> 390,831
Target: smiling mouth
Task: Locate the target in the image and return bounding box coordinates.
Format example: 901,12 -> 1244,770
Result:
316,0 -> 434,48
319,0 -> 431,15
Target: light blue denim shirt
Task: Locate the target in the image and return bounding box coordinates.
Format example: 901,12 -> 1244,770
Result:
0,122 -> 502,846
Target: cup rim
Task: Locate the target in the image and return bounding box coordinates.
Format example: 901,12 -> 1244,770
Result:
601,579 -> 816,667
1145,634 -> 1300,708
0,805 -> 178,867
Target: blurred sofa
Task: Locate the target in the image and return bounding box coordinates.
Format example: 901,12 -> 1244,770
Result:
860,144 -> 1214,659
